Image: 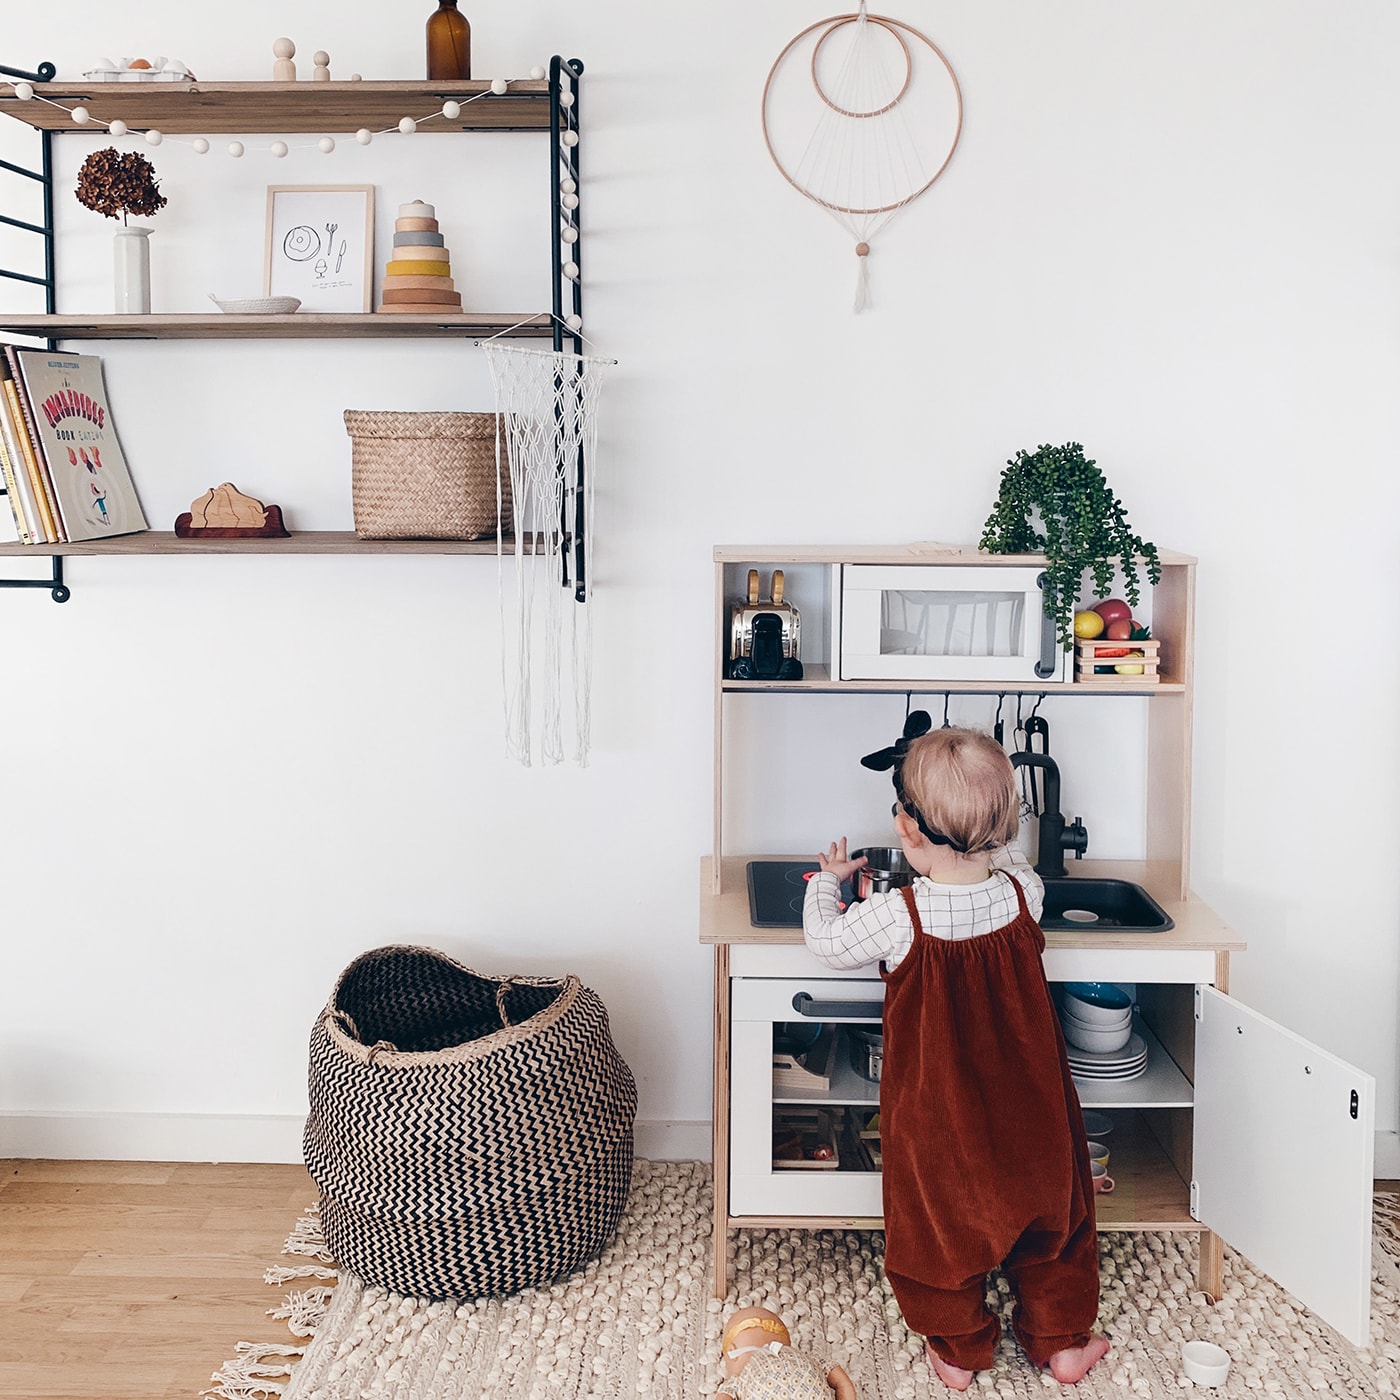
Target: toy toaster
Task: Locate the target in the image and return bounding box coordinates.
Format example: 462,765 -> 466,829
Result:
727,569 -> 803,681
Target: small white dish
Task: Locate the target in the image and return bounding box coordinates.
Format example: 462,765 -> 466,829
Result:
1181,1340 -> 1231,1387
209,294 -> 301,315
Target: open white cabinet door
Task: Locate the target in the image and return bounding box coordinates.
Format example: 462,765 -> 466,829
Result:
1193,985 -> 1375,1346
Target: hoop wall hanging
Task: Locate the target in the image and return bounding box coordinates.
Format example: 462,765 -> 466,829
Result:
762,2 -> 963,310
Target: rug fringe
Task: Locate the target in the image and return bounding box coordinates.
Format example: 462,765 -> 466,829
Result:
268,1284 -> 336,1338
281,1204 -> 336,1264
264,1263 -> 340,1286
205,1204 -> 340,1398
200,1341 -> 305,1400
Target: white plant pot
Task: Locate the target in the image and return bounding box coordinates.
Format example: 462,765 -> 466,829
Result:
113,225 -> 152,314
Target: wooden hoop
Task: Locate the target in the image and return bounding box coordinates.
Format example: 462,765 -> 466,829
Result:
811,15 -> 911,119
762,11 -> 964,219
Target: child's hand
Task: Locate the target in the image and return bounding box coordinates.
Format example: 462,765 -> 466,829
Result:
816,837 -> 868,883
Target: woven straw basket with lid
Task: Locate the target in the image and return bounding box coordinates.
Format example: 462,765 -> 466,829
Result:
344,410 -> 512,540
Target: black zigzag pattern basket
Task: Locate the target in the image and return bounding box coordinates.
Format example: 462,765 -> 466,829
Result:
304,945 -> 638,1299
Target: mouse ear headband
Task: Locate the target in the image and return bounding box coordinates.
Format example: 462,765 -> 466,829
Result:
860,710 -> 969,853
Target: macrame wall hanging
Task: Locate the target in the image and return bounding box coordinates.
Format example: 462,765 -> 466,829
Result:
481,340 -> 610,768
762,2 -> 963,311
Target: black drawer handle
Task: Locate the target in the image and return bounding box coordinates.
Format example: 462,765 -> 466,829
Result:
791,991 -> 883,1019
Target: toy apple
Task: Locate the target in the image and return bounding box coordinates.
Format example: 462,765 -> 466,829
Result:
1094,598 -> 1132,626
1104,618 -> 1134,640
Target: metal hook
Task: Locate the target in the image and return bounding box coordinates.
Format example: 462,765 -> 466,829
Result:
1029,692 -> 1047,722
942,692 -> 951,728
904,691 -> 912,721
993,692 -> 1006,747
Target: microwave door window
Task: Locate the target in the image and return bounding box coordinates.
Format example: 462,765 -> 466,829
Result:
879,590 -> 1027,659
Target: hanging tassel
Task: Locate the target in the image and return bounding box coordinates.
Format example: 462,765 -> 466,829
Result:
853,241 -> 871,313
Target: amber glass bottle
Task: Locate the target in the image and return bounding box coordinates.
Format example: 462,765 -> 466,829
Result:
426,0 -> 471,80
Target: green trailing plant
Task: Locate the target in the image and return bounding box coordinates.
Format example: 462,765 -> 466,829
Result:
979,441 -> 1161,649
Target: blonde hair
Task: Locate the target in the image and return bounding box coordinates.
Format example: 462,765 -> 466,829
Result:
899,726 -> 1019,855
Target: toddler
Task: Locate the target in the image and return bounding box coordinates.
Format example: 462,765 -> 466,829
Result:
803,715 -> 1108,1390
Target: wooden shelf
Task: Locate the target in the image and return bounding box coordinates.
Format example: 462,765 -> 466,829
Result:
1070,1019 -> 1194,1110
720,662 -> 1186,695
0,530 -> 546,557
1091,1109 -> 1195,1232
0,313 -> 551,341
0,80 -> 556,134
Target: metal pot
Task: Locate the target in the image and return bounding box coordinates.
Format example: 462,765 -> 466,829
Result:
850,846 -> 914,901
848,1027 -> 883,1082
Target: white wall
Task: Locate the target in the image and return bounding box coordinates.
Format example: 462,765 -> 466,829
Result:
1,2 -> 1396,1169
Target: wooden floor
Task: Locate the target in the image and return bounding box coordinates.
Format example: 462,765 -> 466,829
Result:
0,1158 -> 317,1400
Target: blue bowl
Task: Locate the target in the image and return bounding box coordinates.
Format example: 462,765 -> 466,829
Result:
1063,982 -> 1132,1011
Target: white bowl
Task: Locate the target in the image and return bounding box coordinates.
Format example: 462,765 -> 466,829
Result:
1082,1110 -> 1113,1139
1062,1007 -> 1131,1038
1181,1340 -> 1230,1387
1062,1018 -> 1133,1055
1064,1013 -> 1131,1047
209,294 -> 302,315
1062,982 -> 1134,1027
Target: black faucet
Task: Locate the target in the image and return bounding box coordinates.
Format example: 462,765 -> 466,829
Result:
1009,751 -> 1089,878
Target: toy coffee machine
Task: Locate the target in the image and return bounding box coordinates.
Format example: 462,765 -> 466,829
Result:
727,569 -> 803,681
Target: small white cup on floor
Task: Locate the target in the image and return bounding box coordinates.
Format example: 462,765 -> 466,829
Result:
1181,1340 -> 1231,1387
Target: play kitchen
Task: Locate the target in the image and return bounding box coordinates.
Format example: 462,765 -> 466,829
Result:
702,542 -> 1377,1347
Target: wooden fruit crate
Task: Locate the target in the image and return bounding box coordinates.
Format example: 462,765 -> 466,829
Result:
1074,636 -> 1161,685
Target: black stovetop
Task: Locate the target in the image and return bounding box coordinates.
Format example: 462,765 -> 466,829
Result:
746,860 -> 852,927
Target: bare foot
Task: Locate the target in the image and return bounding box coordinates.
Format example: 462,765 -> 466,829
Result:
1047,1335 -> 1110,1384
924,1338 -> 975,1391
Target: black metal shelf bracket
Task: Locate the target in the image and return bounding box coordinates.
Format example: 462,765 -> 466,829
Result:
548,56 -> 589,604
0,553 -> 69,602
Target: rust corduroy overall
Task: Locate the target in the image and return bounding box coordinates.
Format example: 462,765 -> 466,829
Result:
879,877 -> 1100,1370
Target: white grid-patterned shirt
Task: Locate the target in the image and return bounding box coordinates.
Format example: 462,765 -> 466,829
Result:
803,846 -> 1045,973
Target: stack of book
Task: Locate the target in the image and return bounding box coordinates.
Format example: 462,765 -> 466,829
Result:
0,346 -> 147,544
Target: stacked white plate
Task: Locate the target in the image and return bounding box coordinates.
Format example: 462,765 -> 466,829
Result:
1065,1031 -> 1148,1081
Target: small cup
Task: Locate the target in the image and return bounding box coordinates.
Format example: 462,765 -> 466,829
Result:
1091,1161 -> 1115,1194
1086,1140 -> 1110,1170
1181,1340 -> 1231,1387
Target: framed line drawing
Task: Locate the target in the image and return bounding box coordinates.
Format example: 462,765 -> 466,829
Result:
265,184 -> 375,312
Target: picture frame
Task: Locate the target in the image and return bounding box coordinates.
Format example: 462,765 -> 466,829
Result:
264,184 -> 375,313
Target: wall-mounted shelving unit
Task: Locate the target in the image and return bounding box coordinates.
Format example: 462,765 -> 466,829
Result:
0,60 -> 586,599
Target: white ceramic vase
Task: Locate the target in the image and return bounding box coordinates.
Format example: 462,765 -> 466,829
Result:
113,225 -> 152,314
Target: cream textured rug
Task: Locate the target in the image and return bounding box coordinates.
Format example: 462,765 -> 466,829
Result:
207,1162 -> 1400,1399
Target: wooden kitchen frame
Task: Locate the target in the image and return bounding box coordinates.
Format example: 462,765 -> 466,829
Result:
701,543 -> 1376,1347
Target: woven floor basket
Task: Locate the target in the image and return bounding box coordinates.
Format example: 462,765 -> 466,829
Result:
344,410 -> 513,540
304,945 -> 637,1300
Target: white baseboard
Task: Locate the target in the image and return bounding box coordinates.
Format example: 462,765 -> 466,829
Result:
0,1112 -> 714,1165
0,1112 -> 308,1162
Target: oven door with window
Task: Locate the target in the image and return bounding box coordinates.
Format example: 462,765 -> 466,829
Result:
730,967 -> 886,1218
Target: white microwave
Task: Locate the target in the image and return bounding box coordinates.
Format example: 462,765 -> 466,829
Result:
834,563 -> 1068,683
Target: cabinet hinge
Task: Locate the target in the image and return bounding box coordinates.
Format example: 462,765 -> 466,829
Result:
1194,984 -> 1203,1022
1189,1180 -> 1200,1221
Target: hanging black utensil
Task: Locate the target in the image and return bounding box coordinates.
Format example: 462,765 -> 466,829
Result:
1022,712 -> 1050,816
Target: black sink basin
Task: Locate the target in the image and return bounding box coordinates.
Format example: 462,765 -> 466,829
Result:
1040,878 -> 1174,933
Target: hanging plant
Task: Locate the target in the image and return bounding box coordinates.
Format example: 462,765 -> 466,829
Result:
979,441 -> 1161,649
74,147 -> 168,224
